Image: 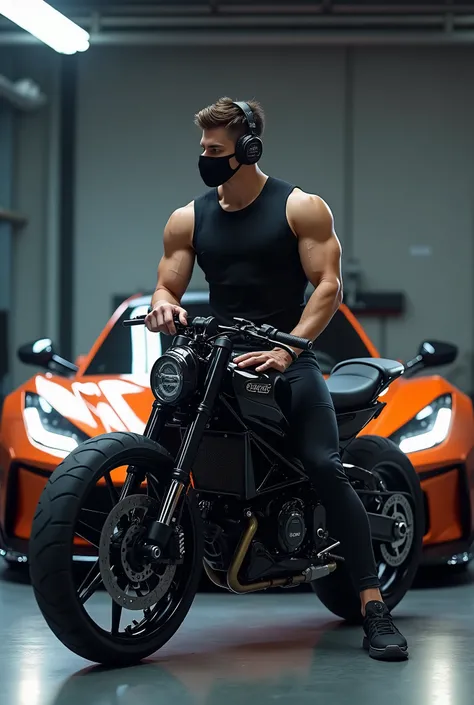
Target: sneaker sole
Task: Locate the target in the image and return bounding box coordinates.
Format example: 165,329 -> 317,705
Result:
362,636 -> 409,661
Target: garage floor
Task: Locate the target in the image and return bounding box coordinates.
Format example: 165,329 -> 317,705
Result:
1,565 -> 473,705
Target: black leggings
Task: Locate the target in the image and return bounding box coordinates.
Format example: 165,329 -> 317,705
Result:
285,352 -> 380,593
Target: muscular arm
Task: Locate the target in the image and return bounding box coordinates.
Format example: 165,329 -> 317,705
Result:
286,190 -> 343,351
234,192 -> 342,372
151,203 -> 195,309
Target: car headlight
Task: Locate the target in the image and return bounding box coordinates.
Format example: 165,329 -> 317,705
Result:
150,347 -> 198,405
390,394 -> 452,454
24,392 -> 89,453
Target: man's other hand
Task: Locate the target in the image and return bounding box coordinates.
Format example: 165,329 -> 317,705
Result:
234,348 -> 293,373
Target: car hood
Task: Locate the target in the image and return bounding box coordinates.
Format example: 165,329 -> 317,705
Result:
29,370 -> 457,443
31,373 -> 154,437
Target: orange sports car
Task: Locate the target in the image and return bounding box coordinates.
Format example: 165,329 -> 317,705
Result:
1,291 -> 473,570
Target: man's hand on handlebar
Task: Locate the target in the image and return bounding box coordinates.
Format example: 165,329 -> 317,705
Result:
144,300 -> 188,335
234,348 -> 295,373
130,312 -> 312,359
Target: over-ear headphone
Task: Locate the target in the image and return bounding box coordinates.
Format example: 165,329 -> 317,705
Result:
232,100 -> 263,166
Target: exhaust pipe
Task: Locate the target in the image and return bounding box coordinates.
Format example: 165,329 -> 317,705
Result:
203,512 -> 336,594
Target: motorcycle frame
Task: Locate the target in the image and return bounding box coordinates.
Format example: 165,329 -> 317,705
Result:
121,333 -> 400,556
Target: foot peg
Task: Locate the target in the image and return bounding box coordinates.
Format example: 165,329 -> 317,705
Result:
302,562 -> 337,582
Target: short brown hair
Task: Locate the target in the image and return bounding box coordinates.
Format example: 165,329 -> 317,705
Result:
194,96 -> 265,139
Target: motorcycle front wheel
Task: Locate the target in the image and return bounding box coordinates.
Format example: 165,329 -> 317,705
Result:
311,435 -> 424,623
29,432 -> 204,666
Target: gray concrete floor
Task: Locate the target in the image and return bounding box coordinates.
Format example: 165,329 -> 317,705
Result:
1,564 -> 473,705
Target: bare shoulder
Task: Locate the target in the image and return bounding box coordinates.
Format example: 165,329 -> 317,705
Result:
287,188 -> 335,241
164,201 -> 195,247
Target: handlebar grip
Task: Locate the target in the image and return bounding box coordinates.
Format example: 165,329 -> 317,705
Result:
272,331 -> 313,351
122,314 -> 207,332
123,315 -> 184,329
123,315 -> 146,326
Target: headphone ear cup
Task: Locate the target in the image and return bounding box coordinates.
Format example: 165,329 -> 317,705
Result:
234,135 -> 247,165
235,134 -> 263,166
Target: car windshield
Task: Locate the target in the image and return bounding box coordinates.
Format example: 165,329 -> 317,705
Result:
83,296 -> 371,377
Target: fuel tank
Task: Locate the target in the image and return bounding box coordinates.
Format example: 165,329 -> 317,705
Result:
231,366 -> 291,435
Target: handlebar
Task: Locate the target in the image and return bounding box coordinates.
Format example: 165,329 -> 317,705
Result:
123,314 -> 213,333
122,314 -> 313,351
258,325 -> 313,351
123,315 -> 147,327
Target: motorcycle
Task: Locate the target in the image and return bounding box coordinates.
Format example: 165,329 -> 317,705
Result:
29,314 -> 424,666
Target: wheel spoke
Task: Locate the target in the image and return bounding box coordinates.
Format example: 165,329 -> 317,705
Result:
78,561 -> 103,604
111,600 -> 122,635
75,531 -> 99,549
104,471 -> 119,506
119,472 -> 139,501
80,507 -> 109,517
77,517 -> 103,535
127,608 -> 154,636
76,520 -> 101,548
147,473 -> 161,500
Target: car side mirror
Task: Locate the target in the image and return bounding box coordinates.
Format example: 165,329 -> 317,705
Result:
17,338 -> 78,376
418,340 -> 458,368
18,338 -> 55,368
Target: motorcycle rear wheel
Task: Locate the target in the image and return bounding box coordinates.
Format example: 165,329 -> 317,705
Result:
29,432 -> 203,666
311,435 -> 424,623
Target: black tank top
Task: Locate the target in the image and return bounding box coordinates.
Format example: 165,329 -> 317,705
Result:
193,176 -> 308,334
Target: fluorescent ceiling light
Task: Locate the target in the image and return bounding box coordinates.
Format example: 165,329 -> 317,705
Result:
0,0 -> 90,55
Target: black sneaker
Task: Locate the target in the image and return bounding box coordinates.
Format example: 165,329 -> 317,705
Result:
362,601 -> 408,661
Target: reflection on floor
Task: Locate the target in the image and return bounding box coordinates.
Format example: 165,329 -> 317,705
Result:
0,564 -> 473,705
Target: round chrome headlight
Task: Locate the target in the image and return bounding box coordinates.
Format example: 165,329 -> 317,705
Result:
150,347 -> 198,405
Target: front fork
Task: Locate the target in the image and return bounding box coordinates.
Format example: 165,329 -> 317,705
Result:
118,400 -> 170,500
140,336 -> 232,555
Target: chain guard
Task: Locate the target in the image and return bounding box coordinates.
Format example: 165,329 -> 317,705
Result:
99,494 -> 176,611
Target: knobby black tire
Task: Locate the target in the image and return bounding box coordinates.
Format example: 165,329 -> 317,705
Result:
29,432 -> 204,666
311,435 -> 424,624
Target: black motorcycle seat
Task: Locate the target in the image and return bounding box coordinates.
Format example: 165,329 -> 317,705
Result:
326,358 -> 404,412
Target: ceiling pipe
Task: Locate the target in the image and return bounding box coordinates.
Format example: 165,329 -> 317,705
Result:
2,9 -> 474,32
94,14 -> 451,28
2,28 -> 474,46
2,4 -> 474,46
41,2 -> 474,15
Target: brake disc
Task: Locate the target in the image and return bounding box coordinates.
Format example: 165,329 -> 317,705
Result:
99,494 -> 176,611
380,493 -> 414,568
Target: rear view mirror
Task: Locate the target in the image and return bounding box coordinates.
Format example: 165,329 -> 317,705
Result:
18,338 -> 55,368
17,338 -> 78,376
418,340 -> 458,368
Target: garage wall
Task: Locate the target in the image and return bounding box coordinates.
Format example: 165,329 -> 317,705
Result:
71,45 -> 474,392
352,48 -> 474,390
74,46 -> 346,360
1,47 -> 59,388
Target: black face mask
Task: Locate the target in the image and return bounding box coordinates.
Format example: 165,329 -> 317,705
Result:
198,154 -> 242,187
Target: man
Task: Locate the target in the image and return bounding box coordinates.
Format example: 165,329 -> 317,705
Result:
145,96 -> 408,661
